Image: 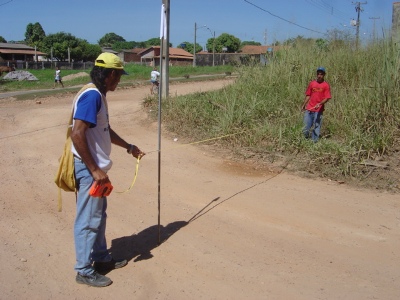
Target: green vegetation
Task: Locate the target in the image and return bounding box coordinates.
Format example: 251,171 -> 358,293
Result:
0,64 -> 234,93
180,33 -> 243,54
17,21 -> 245,63
2,36 -> 398,191
146,39 -> 400,191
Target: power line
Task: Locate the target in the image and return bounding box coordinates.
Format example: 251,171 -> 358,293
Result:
316,0 -> 331,9
305,0 -> 332,13
243,0 -> 326,35
0,0 -> 13,7
304,0 -> 353,22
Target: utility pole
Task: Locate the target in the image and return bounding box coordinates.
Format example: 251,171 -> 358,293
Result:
212,31 -> 215,67
263,29 -> 268,45
353,1 -> 367,49
157,0 -> 170,245
161,0 -> 169,98
193,22 -> 207,67
369,16 -> 380,41
210,30 -> 215,67
206,27 -> 215,67
193,22 -> 197,67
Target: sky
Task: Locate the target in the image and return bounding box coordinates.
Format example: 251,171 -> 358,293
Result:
0,0 -> 394,49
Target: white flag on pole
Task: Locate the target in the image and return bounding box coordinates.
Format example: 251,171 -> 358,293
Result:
160,4 -> 166,39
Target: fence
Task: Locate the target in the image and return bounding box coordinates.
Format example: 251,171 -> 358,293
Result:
0,53 -> 269,70
0,61 -> 94,70
195,53 -> 268,67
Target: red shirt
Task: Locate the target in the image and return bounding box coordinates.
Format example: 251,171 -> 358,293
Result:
305,80 -> 331,112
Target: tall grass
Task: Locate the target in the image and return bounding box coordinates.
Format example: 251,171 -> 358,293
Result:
155,39 -> 400,189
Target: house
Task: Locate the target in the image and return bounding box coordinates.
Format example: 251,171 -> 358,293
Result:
119,48 -> 146,63
241,45 -> 283,54
240,45 -> 269,54
0,43 -> 47,63
138,46 -> 193,66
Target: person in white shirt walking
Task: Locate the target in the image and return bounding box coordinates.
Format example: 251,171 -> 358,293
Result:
53,66 -> 64,88
150,67 -> 160,95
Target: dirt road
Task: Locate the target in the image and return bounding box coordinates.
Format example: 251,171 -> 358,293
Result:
0,80 -> 399,300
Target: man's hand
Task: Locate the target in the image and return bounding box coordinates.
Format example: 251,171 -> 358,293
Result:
91,168 -> 110,185
129,144 -> 145,159
313,103 -> 322,109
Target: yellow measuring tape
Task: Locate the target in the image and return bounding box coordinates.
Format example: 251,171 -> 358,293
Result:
117,129 -> 247,193
146,130 -> 247,155
116,157 -> 140,194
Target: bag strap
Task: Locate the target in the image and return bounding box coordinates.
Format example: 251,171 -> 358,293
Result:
66,83 -> 97,138
57,83 -> 97,212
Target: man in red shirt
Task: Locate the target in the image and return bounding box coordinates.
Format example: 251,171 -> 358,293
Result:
301,67 -> 331,142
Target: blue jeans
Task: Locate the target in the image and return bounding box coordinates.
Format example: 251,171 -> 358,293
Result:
303,110 -> 323,142
74,158 -> 111,275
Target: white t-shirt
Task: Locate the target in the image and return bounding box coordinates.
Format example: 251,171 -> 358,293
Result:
71,87 -> 112,172
55,69 -> 61,80
151,70 -> 160,81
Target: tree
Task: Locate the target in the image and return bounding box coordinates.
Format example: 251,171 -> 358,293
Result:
112,41 -> 137,52
281,35 -> 314,48
205,37 -> 216,53
325,28 -> 354,49
214,33 -> 241,53
32,30 -> 101,61
326,28 -> 353,43
87,42 -> 102,61
146,37 -> 161,47
0,36 -> 7,43
134,41 -> 149,48
25,22 -> 46,48
177,41 -> 190,51
71,40 -> 102,62
100,36 -> 171,52
204,33 -> 241,53
42,32 -> 77,60
98,33 -> 126,47
111,38 -> 172,52
177,41 -> 202,54
145,37 -> 172,48
240,41 -> 261,47
83,43 -> 102,61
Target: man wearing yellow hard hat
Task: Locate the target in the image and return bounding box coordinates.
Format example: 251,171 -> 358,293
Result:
70,52 -> 145,287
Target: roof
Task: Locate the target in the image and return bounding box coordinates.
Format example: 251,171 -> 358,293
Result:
169,47 -> 193,58
240,45 -> 282,54
0,42 -> 47,55
123,48 -> 146,54
0,49 -> 47,55
240,45 -> 269,54
138,46 -> 193,59
0,42 -> 36,50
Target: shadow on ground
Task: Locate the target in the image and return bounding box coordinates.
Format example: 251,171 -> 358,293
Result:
109,175 -> 281,268
109,220 -> 188,264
